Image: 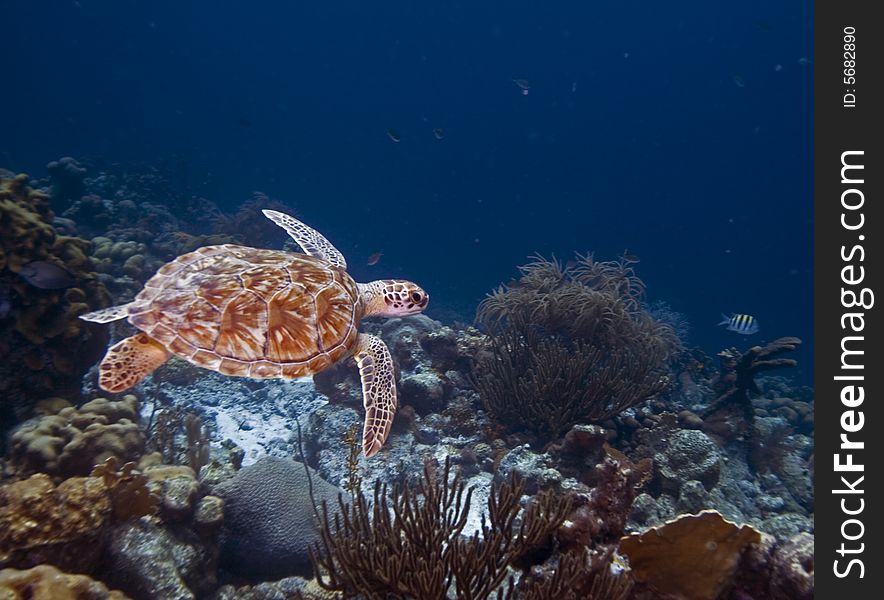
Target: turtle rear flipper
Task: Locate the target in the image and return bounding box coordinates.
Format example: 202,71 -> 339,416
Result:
354,333 -> 397,457
80,303 -> 131,323
99,333 -> 170,393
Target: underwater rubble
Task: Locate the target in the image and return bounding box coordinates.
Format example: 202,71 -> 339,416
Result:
0,165 -> 813,599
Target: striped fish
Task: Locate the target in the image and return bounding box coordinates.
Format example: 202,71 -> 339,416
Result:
719,313 -> 760,335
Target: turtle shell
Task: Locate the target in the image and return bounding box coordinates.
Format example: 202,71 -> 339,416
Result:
126,244 -> 361,379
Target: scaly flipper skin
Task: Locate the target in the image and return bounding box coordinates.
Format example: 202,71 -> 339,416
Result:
99,332 -> 170,393
80,303 -> 131,323
262,209 -> 348,269
354,333 -> 397,457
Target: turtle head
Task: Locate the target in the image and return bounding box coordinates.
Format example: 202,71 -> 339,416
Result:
360,280 -> 429,318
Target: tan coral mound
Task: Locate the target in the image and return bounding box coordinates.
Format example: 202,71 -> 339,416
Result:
9,395 -> 145,478
0,473 -> 110,571
0,564 -> 130,599
619,510 -> 761,600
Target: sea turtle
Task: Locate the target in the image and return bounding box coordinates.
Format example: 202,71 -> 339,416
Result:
79,210 -> 429,457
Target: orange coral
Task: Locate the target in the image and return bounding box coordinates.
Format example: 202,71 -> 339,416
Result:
619,510 -> 761,600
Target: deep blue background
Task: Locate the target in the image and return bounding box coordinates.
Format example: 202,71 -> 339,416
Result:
1,0 -> 813,379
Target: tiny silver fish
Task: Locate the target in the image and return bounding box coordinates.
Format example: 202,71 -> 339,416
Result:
512,79 -> 530,95
19,260 -> 76,289
719,313 -> 759,335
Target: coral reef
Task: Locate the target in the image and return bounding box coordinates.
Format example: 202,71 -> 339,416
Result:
8,395 -> 145,478
0,173 -> 111,436
0,564 -> 130,599
212,456 -> 343,580
0,161 -> 814,600
473,254 -> 677,445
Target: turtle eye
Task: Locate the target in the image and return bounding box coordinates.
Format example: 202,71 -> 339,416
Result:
411,292 -> 423,303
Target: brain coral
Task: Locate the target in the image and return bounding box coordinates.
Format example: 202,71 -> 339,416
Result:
8,395 -> 145,478
0,172 -> 111,432
213,456 -> 344,580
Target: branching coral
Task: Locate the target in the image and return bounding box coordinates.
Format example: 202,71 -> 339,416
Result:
474,255 -> 678,444
145,406 -> 211,472
310,458 -> 573,600
520,553 -> 633,600
701,337 -> 802,447
184,413 -> 210,474
91,457 -> 160,522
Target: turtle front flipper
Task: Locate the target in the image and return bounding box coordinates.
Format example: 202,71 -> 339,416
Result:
80,303 -> 131,323
353,333 -> 397,457
261,209 -> 348,269
98,332 -> 170,393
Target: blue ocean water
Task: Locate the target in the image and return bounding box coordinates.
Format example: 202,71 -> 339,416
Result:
1,0 -> 813,379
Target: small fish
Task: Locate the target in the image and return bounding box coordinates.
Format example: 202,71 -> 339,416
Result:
774,64 -> 783,72
386,128 -> 402,143
622,252 -> 640,263
433,128 -> 444,140
718,313 -> 760,335
732,74 -> 746,88
366,252 -> 383,266
512,79 -> 530,95
19,261 -> 76,289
